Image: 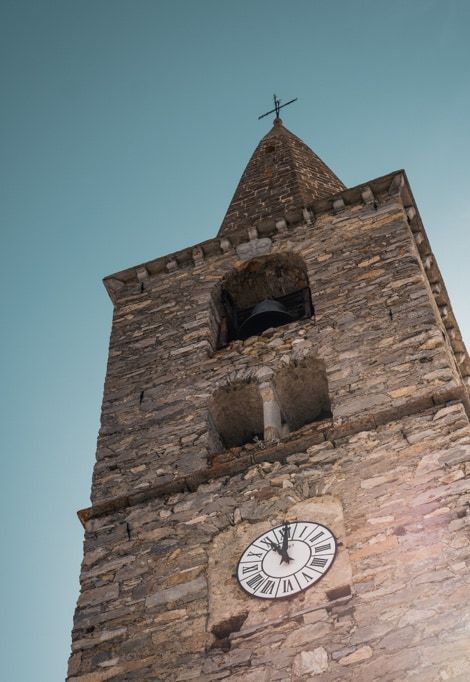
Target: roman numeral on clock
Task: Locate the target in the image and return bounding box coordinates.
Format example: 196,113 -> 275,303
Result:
282,578 -> 294,594
307,531 -> 325,544
260,579 -> 276,595
242,564 -> 259,575
246,573 -> 264,590
261,537 -> 274,548
310,556 -> 328,568
315,543 -> 331,553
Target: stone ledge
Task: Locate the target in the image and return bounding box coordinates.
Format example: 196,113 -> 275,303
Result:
229,594 -> 352,641
77,386 -> 469,527
102,170 -> 408,298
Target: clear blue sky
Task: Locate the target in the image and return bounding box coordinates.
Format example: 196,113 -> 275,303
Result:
1,1 -> 469,680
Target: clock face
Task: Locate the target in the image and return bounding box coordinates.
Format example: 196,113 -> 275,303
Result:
237,521 -> 336,599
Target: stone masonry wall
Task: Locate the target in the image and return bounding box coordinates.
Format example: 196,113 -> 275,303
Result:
69,170 -> 470,681
69,402 -> 470,681
91,194 -> 462,504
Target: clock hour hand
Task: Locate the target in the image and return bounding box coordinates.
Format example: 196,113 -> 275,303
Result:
269,540 -> 283,556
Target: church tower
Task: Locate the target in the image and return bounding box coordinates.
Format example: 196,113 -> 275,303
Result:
68,111 -> 470,681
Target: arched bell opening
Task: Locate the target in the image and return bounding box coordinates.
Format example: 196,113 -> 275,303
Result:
208,381 -> 264,451
217,253 -> 313,347
274,357 -> 332,433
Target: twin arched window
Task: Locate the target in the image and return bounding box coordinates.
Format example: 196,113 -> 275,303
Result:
209,358 -> 331,453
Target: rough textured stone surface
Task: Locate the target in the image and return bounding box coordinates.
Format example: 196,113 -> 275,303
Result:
339,645 -> 373,665
68,121 -> 470,681
145,576 -> 206,608
68,403 -> 470,681
218,118 -> 345,237
292,648 -> 328,676
84,184 -> 468,506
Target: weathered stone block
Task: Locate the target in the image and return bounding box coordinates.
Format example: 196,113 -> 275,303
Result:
146,576 -> 206,608
292,647 -> 328,676
339,645 -> 373,665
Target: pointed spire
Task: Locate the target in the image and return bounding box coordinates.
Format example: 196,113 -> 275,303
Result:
218,119 -> 345,237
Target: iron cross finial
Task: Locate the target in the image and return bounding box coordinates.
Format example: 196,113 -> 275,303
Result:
258,94 -> 298,121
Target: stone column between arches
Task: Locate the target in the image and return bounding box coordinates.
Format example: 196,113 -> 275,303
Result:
259,378 -> 284,442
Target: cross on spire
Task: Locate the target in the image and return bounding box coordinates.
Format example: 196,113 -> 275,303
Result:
258,94 -> 298,121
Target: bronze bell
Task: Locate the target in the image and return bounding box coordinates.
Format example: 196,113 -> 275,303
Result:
239,299 -> 294,339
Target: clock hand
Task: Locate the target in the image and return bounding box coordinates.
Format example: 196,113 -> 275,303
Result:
271,539 -> 292,563
281,523 -> 289,552
280,523 -> 293,564
269,540 -> 283,556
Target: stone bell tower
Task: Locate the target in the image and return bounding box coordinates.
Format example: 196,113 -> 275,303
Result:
68,112 -> 470,681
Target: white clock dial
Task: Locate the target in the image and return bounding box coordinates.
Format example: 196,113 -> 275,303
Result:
237,521 -> 336,599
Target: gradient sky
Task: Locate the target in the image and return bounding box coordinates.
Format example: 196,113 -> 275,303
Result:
1,1 -> 469,680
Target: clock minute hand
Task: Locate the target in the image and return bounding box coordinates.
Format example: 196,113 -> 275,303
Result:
280,524 -> 293,564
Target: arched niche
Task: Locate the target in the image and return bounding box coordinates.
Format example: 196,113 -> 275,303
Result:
209,380 -> 264,450
274,357 -> 332,432
216,252 -> 313,347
